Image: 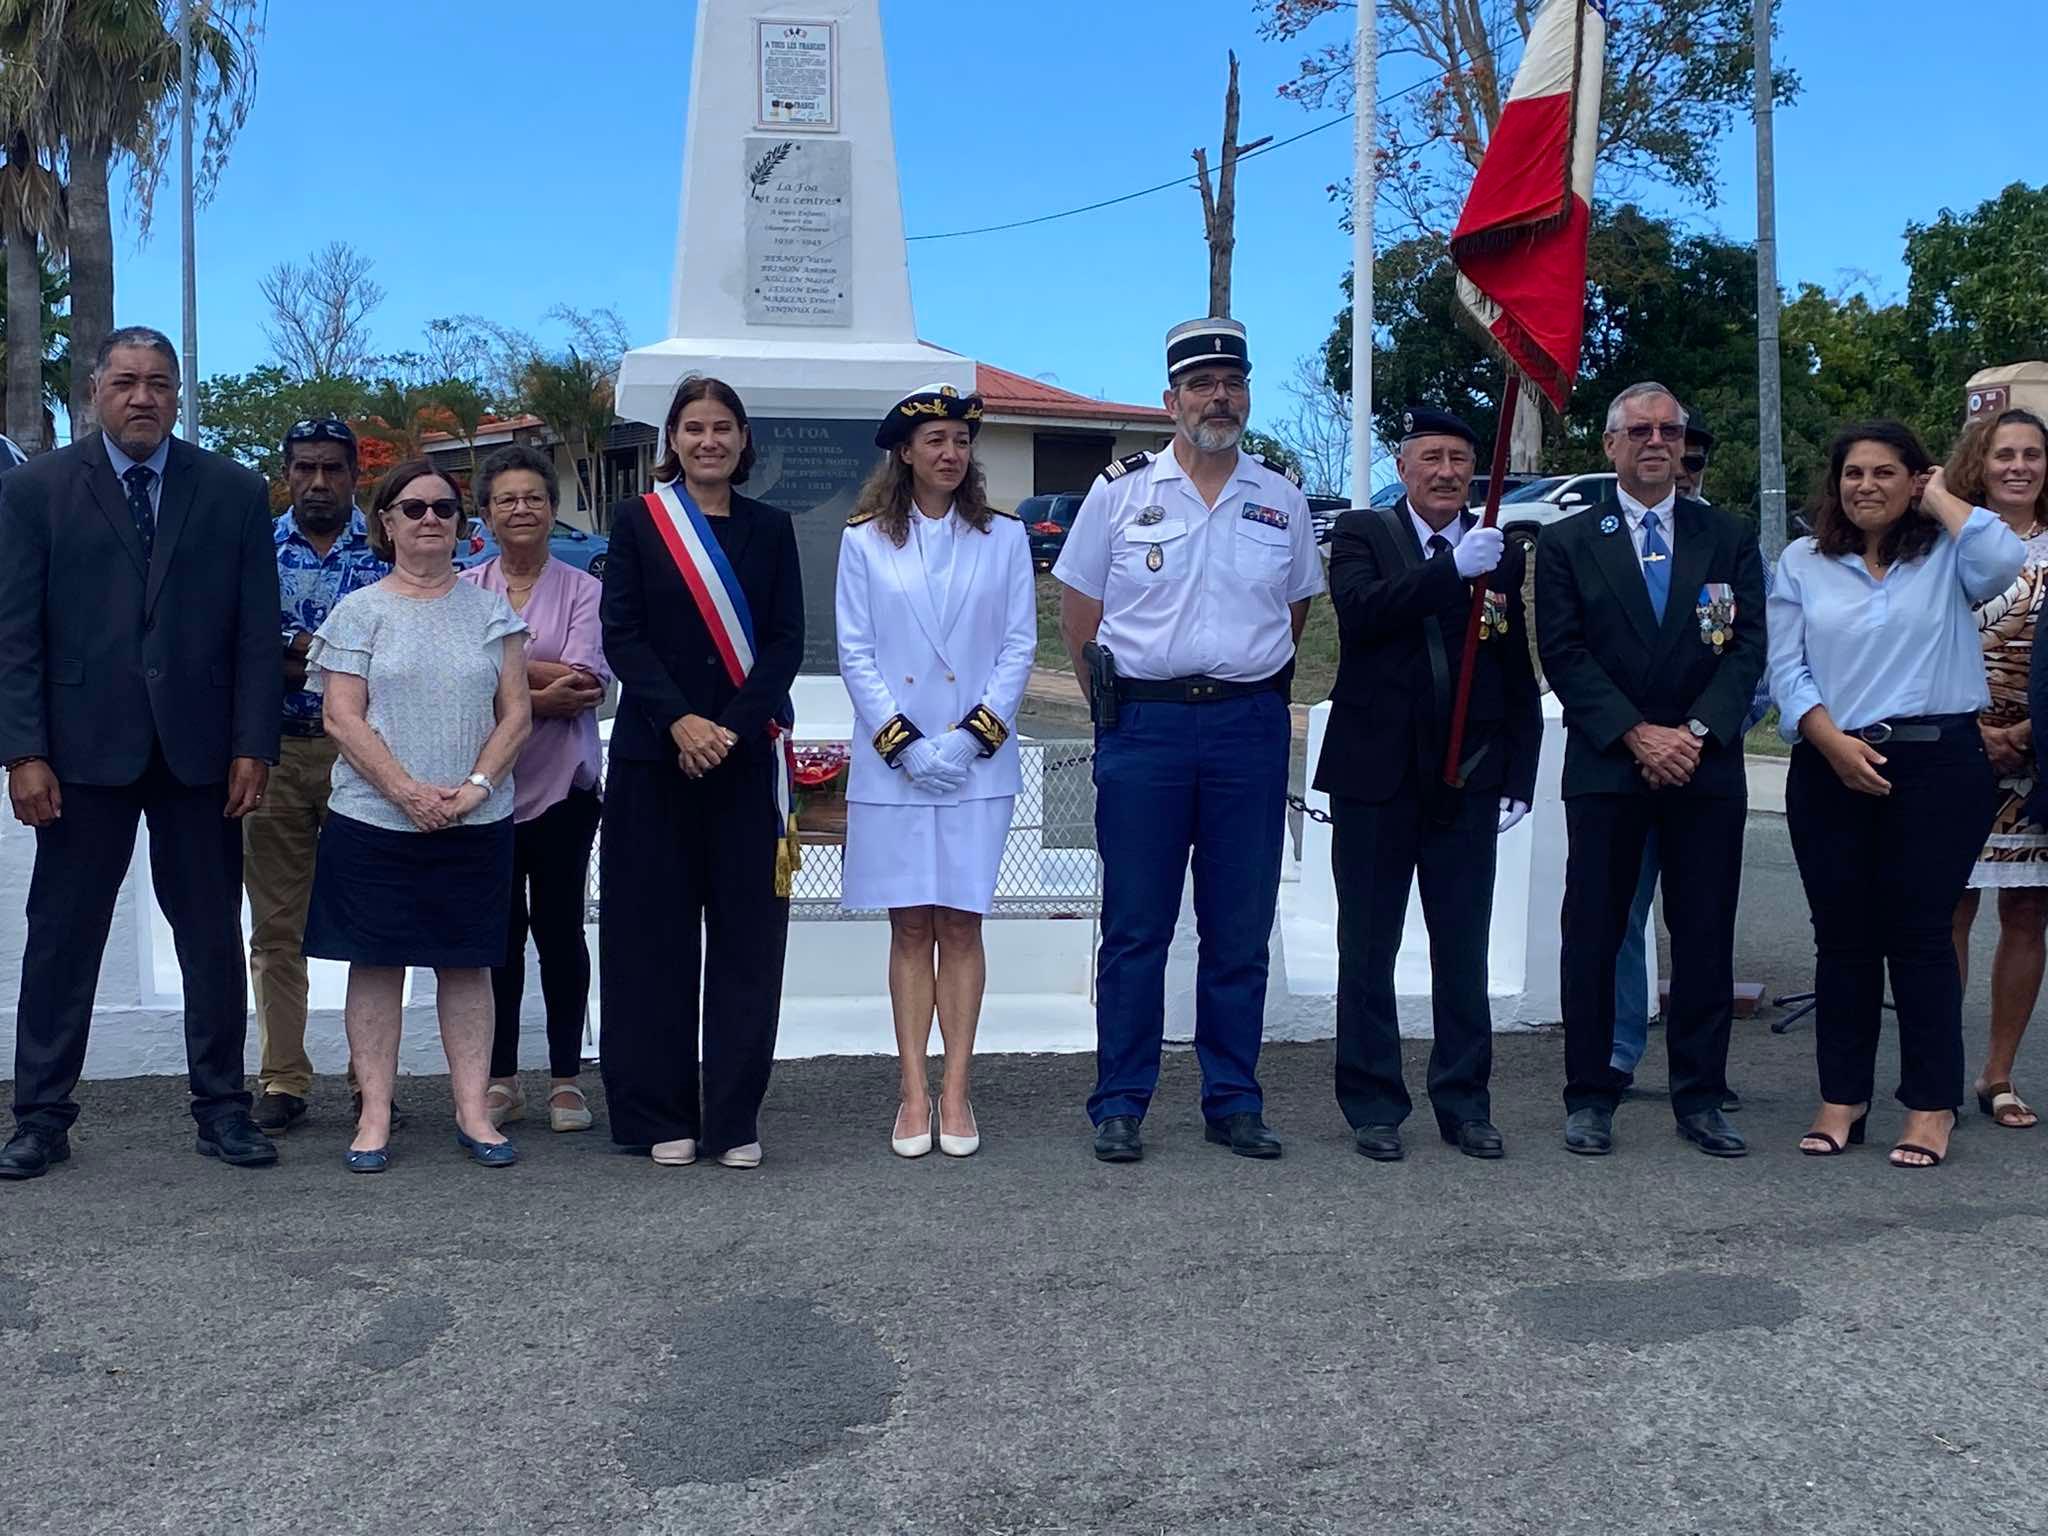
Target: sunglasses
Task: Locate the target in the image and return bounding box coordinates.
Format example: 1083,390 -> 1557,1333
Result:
1681,454 -> 1707,473
284,417 -> 356,448
1622,423 -> 1686,444
388,497 -> 463,522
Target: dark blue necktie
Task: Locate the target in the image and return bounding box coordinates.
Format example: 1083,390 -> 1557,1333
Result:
1426,534 -> 1451,560
1640,508 -> 1670,623
123,464 -> 157,561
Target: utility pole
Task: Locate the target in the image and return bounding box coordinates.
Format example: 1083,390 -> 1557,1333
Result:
1192,52 -> 1272,318
1349,2 -> 1374,510
179,0 -> 199,440
1753,0 -> 1785,558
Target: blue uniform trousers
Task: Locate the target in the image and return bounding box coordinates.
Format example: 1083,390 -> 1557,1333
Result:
1088,692 -> 1290,1125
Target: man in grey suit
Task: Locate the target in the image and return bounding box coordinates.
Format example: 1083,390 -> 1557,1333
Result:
0,326 -> 282,1178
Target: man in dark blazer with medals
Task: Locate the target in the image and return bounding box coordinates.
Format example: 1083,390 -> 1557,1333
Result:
0,327 -> 280,1178
1315,407 -> 1541,1161
1535,382 -> 1766,1158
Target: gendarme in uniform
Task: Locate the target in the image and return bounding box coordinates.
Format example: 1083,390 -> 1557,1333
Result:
1054,316 -> 1324,1162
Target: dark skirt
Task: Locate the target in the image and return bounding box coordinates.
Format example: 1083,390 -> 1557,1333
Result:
304,812 -> 514,968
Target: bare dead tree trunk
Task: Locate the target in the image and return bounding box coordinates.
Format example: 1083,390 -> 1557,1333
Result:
1193,51 -> 1272,319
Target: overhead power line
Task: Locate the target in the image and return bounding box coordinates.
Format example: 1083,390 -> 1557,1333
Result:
906,35 -> 1512,244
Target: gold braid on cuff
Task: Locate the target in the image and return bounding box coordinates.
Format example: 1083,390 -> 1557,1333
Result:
873,714 -> 922,767
961,704 -> 1008,757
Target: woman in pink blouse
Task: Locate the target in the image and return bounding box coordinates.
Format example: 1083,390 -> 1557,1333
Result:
461,446 -> 611,1133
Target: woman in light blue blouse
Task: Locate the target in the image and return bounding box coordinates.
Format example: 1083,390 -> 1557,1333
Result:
1769,421 -> 2026,1169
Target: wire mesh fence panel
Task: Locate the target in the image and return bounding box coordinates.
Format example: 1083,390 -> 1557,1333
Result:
585,741 -> 1101,924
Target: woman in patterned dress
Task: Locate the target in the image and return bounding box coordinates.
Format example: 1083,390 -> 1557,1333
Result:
1950,408 -> 2048,1129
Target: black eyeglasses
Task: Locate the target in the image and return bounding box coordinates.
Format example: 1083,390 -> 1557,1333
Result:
388,497 -> 463,522
284,417 -> 357,450
1681,453 -> 1708,473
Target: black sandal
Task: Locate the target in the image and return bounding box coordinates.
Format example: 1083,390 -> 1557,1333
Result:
1798,1108 -> 1868,1157
1890,1110 -> 1958,1169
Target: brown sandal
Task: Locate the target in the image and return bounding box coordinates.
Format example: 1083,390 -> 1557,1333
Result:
1976,1082 -> 2038,1129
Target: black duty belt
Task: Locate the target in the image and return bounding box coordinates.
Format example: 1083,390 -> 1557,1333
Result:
1115,671 -> 1288,705
279,718 -> 327,739
1850,713 -> 1977,745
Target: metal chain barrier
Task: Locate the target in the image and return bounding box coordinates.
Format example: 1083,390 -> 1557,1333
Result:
1288,794 -> 1333,825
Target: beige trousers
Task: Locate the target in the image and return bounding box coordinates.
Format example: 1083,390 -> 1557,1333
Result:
243,734 -> 340,1098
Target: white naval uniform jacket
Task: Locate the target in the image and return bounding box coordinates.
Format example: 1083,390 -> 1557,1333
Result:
836,506 -> 1037,806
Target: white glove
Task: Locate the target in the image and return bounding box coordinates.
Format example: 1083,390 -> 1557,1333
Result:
1497,798 -> 1529,835
898,737 -> 963,796
932,728 -> 981,776
1454,526 -> 1505,581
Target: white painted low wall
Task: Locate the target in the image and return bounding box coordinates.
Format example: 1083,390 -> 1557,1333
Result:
0,683 -> 1643,1081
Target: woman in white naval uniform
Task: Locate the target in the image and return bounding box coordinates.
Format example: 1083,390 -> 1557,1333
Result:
837,385 -> 1037,1158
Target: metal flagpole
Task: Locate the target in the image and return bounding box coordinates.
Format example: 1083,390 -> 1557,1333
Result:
1753,0 -> 1785,560
179,0 -> 199,440
1348,2 -> 1375,510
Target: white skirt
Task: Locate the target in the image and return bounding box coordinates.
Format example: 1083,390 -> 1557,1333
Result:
841,796 -> 1017,913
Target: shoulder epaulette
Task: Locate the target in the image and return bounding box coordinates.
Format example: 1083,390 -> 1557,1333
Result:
1100,451 -> 1153,483
1254,453 -> 1304,489
846,508 -> 879,527
989,505 -> 1020,520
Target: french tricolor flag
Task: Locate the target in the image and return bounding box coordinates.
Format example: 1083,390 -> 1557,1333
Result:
1450,0 -> 1607,412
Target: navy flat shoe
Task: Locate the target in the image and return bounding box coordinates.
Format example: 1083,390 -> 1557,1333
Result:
345,1146 -> 389,1174
455,1130 -> 518,1167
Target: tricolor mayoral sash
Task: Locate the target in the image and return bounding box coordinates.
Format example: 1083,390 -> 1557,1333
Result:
642,480 -> 801,896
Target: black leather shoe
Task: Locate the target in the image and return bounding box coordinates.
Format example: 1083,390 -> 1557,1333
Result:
196,1112 -> 281,1167
1721,1089 -> 1744,1113
1204,1112 -> 1282,1159
1353,1124 -> 1405,1161
1443,1120 -> 1505,1159
0,1127 -> 70,1181
1675,1107 -> 1747,1157
1564,1106 -> 1614,1156
251,1093 -> 307,1136
1093,1116 -> 1143,1163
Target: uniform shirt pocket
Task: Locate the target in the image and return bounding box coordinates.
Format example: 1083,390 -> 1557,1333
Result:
1232,518 -> 1292,584
1114,520 -> 1190,583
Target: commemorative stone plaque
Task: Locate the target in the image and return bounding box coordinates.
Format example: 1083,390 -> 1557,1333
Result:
744,136 -> 852,328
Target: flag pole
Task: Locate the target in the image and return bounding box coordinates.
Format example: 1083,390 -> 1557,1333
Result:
1441,365 -> 1522,786
1348,2 -> 1375,509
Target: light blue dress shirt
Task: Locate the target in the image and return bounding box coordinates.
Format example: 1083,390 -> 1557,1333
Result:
102,432 -> 170,514
1768,507 -> 2027,741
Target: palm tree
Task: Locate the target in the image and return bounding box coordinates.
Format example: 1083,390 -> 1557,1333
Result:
0,103 -> 62,452
0,0 -> 261,436
0,233 -> 70,441
519,349 -> 617,528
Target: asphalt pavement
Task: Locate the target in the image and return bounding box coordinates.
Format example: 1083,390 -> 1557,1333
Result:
4,812 -> 2048,1536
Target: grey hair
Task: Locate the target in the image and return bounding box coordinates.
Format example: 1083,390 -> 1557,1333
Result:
474,443 -> 560,514
1604,382 -> 1687,433
93,326 -> 180,379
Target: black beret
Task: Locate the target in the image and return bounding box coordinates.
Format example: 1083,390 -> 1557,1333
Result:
1684,420 -> 1716,452
1399,406 -> 1480,449
876,383 -> 984,449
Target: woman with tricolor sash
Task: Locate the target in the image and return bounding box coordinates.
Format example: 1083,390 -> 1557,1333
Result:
597,375 -> 804,1170
837,384 -> 1038,1158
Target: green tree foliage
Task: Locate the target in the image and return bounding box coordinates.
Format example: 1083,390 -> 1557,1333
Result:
1320,182 -> 2048,519
197,367 -> 368,486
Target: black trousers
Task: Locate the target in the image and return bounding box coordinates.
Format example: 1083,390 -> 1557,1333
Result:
490,787 -> 603,1079
1785,730 -> 1994,1111
1561,790 -> 1747,1116
12,749 -> 249,1131
598,752 -> 790,1155
1331,780 -> 1497,1129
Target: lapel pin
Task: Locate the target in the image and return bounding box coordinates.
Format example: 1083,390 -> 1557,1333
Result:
1599,515 -> 1620,535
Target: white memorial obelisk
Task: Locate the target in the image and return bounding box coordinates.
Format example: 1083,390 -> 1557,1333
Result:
616,1 -> 970,424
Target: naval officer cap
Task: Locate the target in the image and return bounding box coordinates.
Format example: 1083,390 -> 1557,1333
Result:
1399,406 -> 1480,449
876,382 -> 985,450
1166,316 -> 1252,381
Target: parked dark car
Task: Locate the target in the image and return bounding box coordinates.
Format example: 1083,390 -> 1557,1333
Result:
455,517 -> 611,580
0,434 -> 25,471
1019,492 -> 1088,569
1307,493 -> 1352,546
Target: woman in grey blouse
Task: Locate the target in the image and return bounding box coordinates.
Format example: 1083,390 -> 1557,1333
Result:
303,459 -> 532,1173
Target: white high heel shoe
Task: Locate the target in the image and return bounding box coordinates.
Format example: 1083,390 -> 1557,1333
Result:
938,1102 -> 980,1158
891,1104 -> 934,1158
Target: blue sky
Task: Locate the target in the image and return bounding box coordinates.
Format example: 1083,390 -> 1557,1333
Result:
100,0 -> 2048,451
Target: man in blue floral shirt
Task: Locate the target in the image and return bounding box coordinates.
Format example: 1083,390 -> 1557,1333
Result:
246,418 -> 388,1134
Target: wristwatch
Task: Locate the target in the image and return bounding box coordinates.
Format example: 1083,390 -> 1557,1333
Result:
466,772 -> 494,794
1686,719 -> 1710,739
